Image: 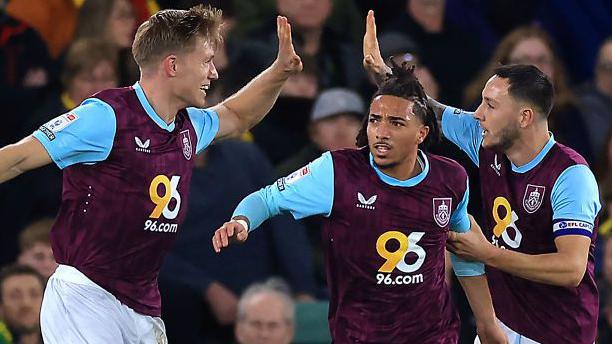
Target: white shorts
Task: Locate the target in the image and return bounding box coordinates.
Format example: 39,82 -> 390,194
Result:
474,320 -> 539,344
41,265 -> 167,344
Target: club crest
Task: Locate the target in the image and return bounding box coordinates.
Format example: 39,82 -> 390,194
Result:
523,184 -> 546,213
433,198 -> 452,227
180,130 -> 193,160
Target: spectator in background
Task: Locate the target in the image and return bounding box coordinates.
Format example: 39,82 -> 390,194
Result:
22,39 -> 119,135
0,265 -> 44,344
276,88 -> 364,177
0,13 -> 53,148
251,0 -> 364,92
159,140 -> 315,344
235,278 -> 294,344
248,0 -> 367,164
0,40 -> 120,252
17,219 -> 57,280
577,37 -> 612,164
386,0 -> 485,105
464,26 -> 595,164
75,0 -> 138,84
4,0 -> 78,59
377,31 -> 439,99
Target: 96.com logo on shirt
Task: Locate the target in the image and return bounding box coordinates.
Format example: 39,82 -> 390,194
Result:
375,231 -> 426,286
145,175 -> 182,233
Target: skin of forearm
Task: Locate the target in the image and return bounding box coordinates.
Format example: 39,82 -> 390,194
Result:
485,248 -> 586,287
221,61 -> 289,130
0,144 -> 26,183
426,95 -> 447,122
458,275 -> 497,326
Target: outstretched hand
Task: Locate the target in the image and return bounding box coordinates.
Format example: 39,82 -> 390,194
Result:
275,16 -> 303,75
363,10 -> 391,83
212,220 -> 249,253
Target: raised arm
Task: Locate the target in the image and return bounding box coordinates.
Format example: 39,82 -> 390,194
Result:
211,16 -> 302,140
362,10 -> 391,86
362,11 -> 448,123
0,136 -> 52,183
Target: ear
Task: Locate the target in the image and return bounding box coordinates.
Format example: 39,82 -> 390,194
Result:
418,125 -> 430,144
162,55 -> 178,77
519,107 -> 536,128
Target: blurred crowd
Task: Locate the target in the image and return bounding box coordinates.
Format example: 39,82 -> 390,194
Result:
0,0 -> 610,343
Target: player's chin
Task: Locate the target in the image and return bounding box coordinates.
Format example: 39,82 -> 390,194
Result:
372,154 -> 396,168
191,94 -> 207,108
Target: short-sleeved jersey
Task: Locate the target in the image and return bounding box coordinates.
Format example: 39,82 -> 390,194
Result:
323,149 -> 469,343
442,106 -> 600,343
33,83 -> 219,316
233,147 -> 479,342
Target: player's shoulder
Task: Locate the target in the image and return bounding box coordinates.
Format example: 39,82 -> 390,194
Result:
427,152 -> 467,176
329,147 -> 369,164
91,86 -> 136,110
553,142 -> 589,167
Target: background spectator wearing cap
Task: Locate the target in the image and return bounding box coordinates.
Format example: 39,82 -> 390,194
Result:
276,88 -> 365,177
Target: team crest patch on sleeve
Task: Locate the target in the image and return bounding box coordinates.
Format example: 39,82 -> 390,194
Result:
285,166 -> 310,185
40,113 -> 79,139
523,184 -> 546,213
179,130 -> 193,160
433,198 -> 452,227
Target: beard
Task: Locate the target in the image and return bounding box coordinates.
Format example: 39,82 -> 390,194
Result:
488,124 -> 520,152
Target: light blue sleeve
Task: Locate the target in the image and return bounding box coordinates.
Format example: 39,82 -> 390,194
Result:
448,178 -> 485,276
232,152 -> 334,231
450,179 -> 470,233
32,98 -> 116,169
551,165 -> 601,238
441,107 -> 483,166
186,107 -> 220,154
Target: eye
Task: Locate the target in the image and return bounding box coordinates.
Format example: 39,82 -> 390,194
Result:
392,121 -> 404,127
487,103 -> 494,109
369,117 -> 379,123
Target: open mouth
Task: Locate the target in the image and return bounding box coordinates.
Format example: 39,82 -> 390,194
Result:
373,142 -> 392,155
200,84 -> 210,95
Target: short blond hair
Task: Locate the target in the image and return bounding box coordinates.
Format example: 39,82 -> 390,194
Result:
132,4 -> 223,68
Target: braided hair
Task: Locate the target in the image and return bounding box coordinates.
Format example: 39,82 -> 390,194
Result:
356,60 -> 440,150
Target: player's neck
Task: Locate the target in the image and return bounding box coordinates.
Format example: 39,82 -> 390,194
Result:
139,77 -> 182,124
505,125 -> 551,168
380,151 -> 421,181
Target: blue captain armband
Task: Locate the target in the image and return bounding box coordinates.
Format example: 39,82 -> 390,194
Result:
552,219 -> 595,238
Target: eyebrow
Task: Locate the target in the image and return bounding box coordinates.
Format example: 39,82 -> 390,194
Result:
369,113 -> 407,121
483,96 -> 498,104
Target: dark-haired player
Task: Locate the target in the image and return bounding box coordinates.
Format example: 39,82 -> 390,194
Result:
213,64 -> 506,343
364,10 -> 600,344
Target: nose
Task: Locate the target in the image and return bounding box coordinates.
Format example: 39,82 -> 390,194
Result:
209,61 -> 219,80
375,121 -> 391,140
473,103 -> 485,122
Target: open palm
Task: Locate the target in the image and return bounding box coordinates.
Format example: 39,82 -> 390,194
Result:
363,10 -> 391,82
276,16 -> 303,75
